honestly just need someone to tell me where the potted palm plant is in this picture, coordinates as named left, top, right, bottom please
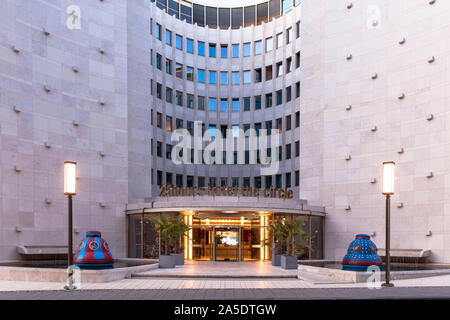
left=269, top=220, right=286, bottom=266
left=171, top=215, right=190, bottom=265
left=151, top=215, right=176, bottom=268
left=280, top=219, right=308, bottom=269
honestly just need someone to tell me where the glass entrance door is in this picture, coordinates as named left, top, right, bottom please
left=192, top=227, right=213, bottom=260
left=214, top=227, right=239, bottom=261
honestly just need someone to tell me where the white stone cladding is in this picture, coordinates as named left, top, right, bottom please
left=300, top=0, right=450, bottom=263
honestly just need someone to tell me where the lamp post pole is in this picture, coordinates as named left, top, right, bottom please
left=64, top=161, right=77, bottom=290
left=68, top=194, right=73, bottom=267
left=382, top=161, right=395, bottom=288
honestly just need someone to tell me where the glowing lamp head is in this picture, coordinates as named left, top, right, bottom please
left=64, top=161, right=77, bottom=195
left=382, top=161, right=395, bottom=195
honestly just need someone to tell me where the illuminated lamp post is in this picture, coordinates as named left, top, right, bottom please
left=382, top=161, right=395, bottom=287
left=63, top=161, right=77, bottom=290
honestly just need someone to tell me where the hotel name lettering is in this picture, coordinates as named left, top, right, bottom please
left=160, top=185, right=294, bottom=200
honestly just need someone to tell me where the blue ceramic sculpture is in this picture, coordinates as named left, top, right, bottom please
left=73, top=231, right=114, bottom=269
left=342, top=234, right=382, bottom=271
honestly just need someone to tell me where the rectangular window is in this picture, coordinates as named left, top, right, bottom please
left=296, top=81, right=300, bottom=98
left=187, top=38, right=194, bottom=53
left=187, top=94, right=194, bottom=109
left=176, top=34, right=183, bottom=50
left=243, top=70, right=251, bottom=84
left=157, top=112, right=162, bottom=128
left=255, top=68, right=262, bottom=82
left=220, top=71, right=228, bottom=85
left=255, top=40, right=262, bottom=55
left=156, top=141, right=162, bottom=157
left=295, top=111, right=300, bottom=127
left=286, top=27, right=292, bottom=44
left=166, top=58, right=172, bottom=74
left=187, top=66, right=194, bottom=81
left=156, top=83, right=162, bottom=99
left=266, top=65, right=273, bottom=80
left=198, top=41, right=205, bottom=56
left=286, top=57, right=292, bottom=73
left=176, top=63, right=183, bottom=78
left=255, top=122, right=262, bottom=136
left=276, top=174, right=282, bottom=189
left=296, top=21, right=301, bottom=38
left=209, top=177, right=216, bottom=187
left=277, top=33, right=283, bottom=48
left=157, top=170, right=162, bottom=185
left=295, top=170, right=299, bottom=186
left=198, top=69, right=205, bottom=83
left=254, top=176, right=261, bottom=188
left=156, top=54, right=162, bottom=70
left=266, top=37, right=273, bottom=53
left=176, top=118, right=183, bottom=129
left=286, top=172, right=291, bottom=188
left=295, top=141, right=300, bottom=157
left=165, top=29, right=172, bottom=46
left=209, top=71, right=216, bottom=84
left=243, top=177, right=250, bottom=187
left=276, top=62, right=283, bottom=77
left=255, top=95, right=262, bottom=110
left=276, top=118, right=282, bottom=130
left=286, top=144, right=291, bottom=159
left=244, top=97, right=251, bottom=111
left=187, top=175, right=194, bottom=187
left=286, top=86, right=292, bottom=102
left=265, top=120, right=272, bottom=135
left=209, top=98, right=216, bottom=111
left=265, top=175, right=272, bottom=188
left=209, top=43, right=216, bottom=57
left=276, top=90, right=282, bottom=105
left=198, top=96, right=205, bottom=110
left=220, top=99, right=228, bottom=112
left=166, top=143, right=172, bottom=158
left=198, top=176, right=205, bottom=188
left=232, top=98, right=239, bottom=112
left=166, top=172, right=172, bottom=184
left=265, top=93, right=273, bottom=108
left=232, top=125, right=240, bottom=138
left=243, top=42, right=250, bottom=57
left=221, top=45, right=228, bottom=58
left=232, top=71, right=239, bottom=85
left=232, top=44, right=239, bottom=58
left=156, top=24, right=162, bottom=40
left=187, top=121, right=194, bottom=135
left=176, top=174, right=183, bottom=187
left=166, top=87, right=172, bottom=103
left=175, top=91, right=183, bottom=106
left=209, top=124, right=216, bottom=138
left=296, top=51, right=301, bottom=68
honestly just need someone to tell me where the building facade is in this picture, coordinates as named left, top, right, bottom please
left=0, top=0, right=449, bottom=263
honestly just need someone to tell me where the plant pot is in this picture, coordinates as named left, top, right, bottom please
left=271, top=253, right=282, bottom=266
left=173, top=253, right=185, bottom=265
left=159, top=255, right=175, bottom=268
left=281, top=255, right=298, bottom=269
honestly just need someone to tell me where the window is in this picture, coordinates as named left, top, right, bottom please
left=209, top=177, right=216, bottom=187
left=243, top=70, right=251, bottom=84
left=156, top=54, right=162, bottom=70
left=166, top=58, right=172, bottom=74
left=221, top=45, right=228, bottom=58
left=232, top=44, right=239, bottom=58
left=176, top=63, right=183, bottom=78
left=220, top=71, right=228, bottom=85
left=156, top=83, right=162, bottom=99
left=209, top=98, right=216, bottom=111
left=243, top=42, right=250, bottom=57
left=286, top=86, right=292, bottom=102
left=286, top=27, right=292, bottom=44
left=276, top=118, right=282, bottom=130
left=176, top=34, right=183, bottom=50
left=166, top=172, right=172, bottom=185
left=220, top=99, right=228, bottom=112
left=232, top=71, right=239, bottom=85
left=276, top=90, right=282, bottom=105
left=156, top=24, right=162, bottom=40
left=255, top=68, right=262, bottom=82
left=157, top=170, right=162, bottom=185
left=209, top=124, right=216, bottom=138
left=209, top=71, right=216, bottom=84
left=187, top=94, right=194, bottom=109
left=265, top=93, right=272, bottom=108
left=243, top=124, right=250, bottom=135
left=255, top=122, right=262, bottom=136
left=232, top=99, right=239, bottom=112
left=255, top=40, right=262, bottom=55
left=198, top=69, right=205, bottom=83
left=156, top=112, right=162, bottom=128
left=243, top=177, right=250, bottom=187
left=295, top=170, right=299, bottom=187
left=176, top=118, right=183, bottom=129
left=265, top=120, right=272, bottom=135
left=187, top=38, right=194, bottom=53
left=296, top=51, right=301, bottom=68
left=295, top=141, right=300, bottom=157
left=266, top=65, right=273, bottom=80
left=198, top=96, right=205, bottom=110
left=286, top=57, right=292, bottom=73
left=254, top=176, right=262, bottom=188
left=176, top=174, right=183, bottom=187
left=198, top=176, right=205, bottom=188
left=156, top=141, right=162, bottom=157
left=187, top=66, right=194, bottom=81
left=187, top=176, right=194, bottom=187
left=165, top=29, right=172, bottom=46
left=198, top=41, right=205, bottom=56
left=244, top=97, right=251, bottom=111
left=255, top=95, right=262, bottom=110
left=209, top=43, right=216, bottom=57
left=232, top=125, right=240, bottom=138
left=232, top=177, right=239, bottom=187
left=276, top=174, right=282, bottom=189
left=296, top=21, right=301, bottom=39
left=265, top=176, right=272, bottom=188
left=166, top=87, right=172, bottom=103
left=296, top=81, right=300, bottom=98
left=166, top=144, right=172, bottom=159
left=175, top=91, right=183, bottom=106
left=266, top=37, right=273, bottom=52
left=187, top=121, right=194, bottom=135
left=286, top=143, right=291, bottom=159
left=276, top=33, right=283, bottom=48
left=286, top=172, right=291, bottom=188
left=276, top=62, right=283, bottom=77
left=295, top=111, right=300, bottom=127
